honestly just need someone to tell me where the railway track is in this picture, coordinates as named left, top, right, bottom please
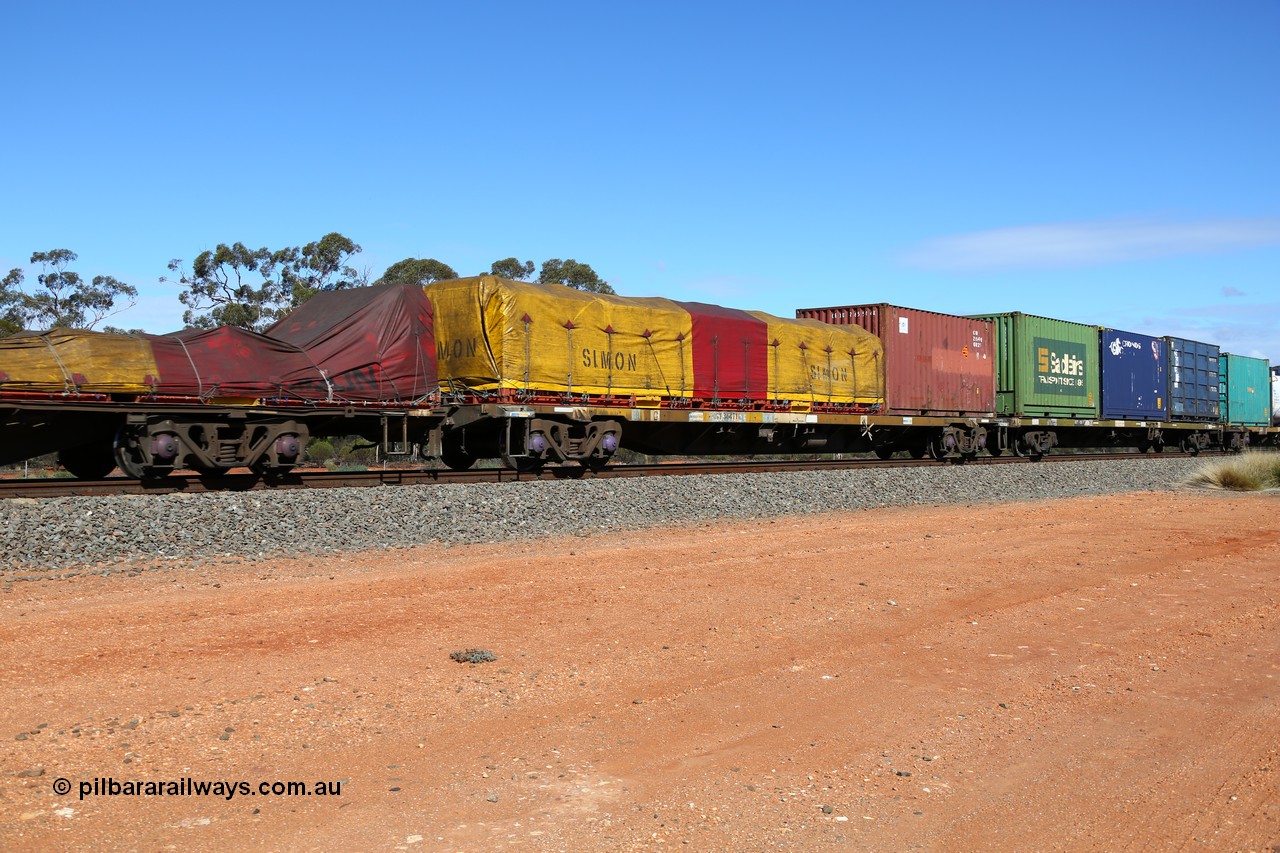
left=0, top=450, right=1226, bottom=499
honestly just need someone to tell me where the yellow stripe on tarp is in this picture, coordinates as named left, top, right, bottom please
left=0, top=329, right=160, bottom=393
left=745, top=311, right=883, bottom=405
left=427, top=276, right=695, bottom=398
left=425, top=276, right=886, bottom=405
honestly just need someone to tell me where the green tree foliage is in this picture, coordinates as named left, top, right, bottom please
left=374, top=255, right=614, bottom=292
left=282, top=232, right=367, bottom=305
left=537, top=258, right=615, bottom=294
left=166, top=232, right=365, bottom=331
left=375, top=258, right=458, bottom=286
left=166, top=242, right=280, bottom=331
left=489, top=257, right=535, bottom=280
left=0, top=250, right=138, bottom=335
left=0, top=270, right=24, bottom=336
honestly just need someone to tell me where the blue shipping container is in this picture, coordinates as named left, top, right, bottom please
left=1099, top=329, right=1168, bottom=420
left=1165, top=337, right=1220, bottom=422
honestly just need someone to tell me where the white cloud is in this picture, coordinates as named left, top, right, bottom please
left=900, top=218, right=1280, bottom=271
left=1221, top=286, right=1246, bottom=297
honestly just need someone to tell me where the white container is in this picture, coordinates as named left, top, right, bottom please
left=1271, top=366, right=1280, bottom=424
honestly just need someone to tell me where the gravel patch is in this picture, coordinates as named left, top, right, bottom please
left=0, top=457, right=1210, bottom=575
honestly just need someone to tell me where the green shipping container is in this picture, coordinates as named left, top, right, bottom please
left=1219, top=353, right=1270, bottom=426
left=966, top=312, right=1100, bottom=418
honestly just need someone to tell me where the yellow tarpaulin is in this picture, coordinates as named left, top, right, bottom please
left=745, top=312, right=884, bottom=405
left=427, top=276, right=695, bottom=397
left=0, top=330, right=160, bottom=393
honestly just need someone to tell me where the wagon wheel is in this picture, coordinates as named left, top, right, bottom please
left=57, top=439, right=116, bottom=480
left=1012, top=437, right=1043, bottom=462
left=440, top=431, right=476, bottom=471
left=441, top=447, right=476, bottom=471
left=113, top=427, right=173, bottom=480
left=873, top=446, right=895, bottom=460
left=501, top=454, right=545, bottom=474
left=582, top=457, right=612, bottom=473
left=250, top=459, right=296, bottom=479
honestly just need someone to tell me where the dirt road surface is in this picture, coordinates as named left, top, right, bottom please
left=2, top=490, right=1278, bottom=852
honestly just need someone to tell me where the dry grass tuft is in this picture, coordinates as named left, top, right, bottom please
left=1184, top=451, right=1280, bottom=491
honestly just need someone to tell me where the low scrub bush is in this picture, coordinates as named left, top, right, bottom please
left=1184, top=451, right=1280, bottom=491
left=450, top=648, right=497, bottom=664
left=326, top=462, right=369, bottom=472
left=305, top=439, right=336, bottom=466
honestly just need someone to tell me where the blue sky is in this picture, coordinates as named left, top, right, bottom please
left=3, top=1, right=1277, bottom=361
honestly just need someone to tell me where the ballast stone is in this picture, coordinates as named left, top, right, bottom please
left=0, top=457, right=1208, bottom=574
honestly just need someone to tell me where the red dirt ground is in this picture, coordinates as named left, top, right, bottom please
left=1, top=490, right=1278, bottom=852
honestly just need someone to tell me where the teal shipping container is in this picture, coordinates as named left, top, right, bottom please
left=966, top=312, right=1100, bottom=418
left=1219, top=353, right=1270, bottom=426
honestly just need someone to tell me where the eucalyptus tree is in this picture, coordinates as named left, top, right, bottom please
left=1, top=249, right=137, bottom=334
left=167, top=232, right=365, bottom=331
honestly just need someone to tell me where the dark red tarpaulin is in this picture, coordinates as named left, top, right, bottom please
left=674, top=301, right=770, bottom=400
left=149, top=327, right=328, bottom=399
left=265, top=284, right=437, bottom=402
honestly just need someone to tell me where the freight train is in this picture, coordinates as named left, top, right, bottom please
left=0, top=275, right=1275, bottom=480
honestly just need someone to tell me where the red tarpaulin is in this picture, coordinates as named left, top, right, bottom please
left=266, top=284, right=437, bottom=403
left=149, top=327, right=329, bottom=399
left=674, top=301, right=770, bottom=400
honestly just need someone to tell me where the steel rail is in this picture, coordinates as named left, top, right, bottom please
left=0, top=450, right=1232, bottom=500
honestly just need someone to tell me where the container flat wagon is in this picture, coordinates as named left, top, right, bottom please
left=0, top=286, right=441, bottom=478
left=794, top=304, right=995, bottom=458
left=2, top=277, right=1276, bottom=479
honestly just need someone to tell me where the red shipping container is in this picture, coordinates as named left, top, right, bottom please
left=795, top=304, right=995, bottom=416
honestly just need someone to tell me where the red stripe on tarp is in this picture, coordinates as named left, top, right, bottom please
left=674, top=301, right=770, bottom=400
